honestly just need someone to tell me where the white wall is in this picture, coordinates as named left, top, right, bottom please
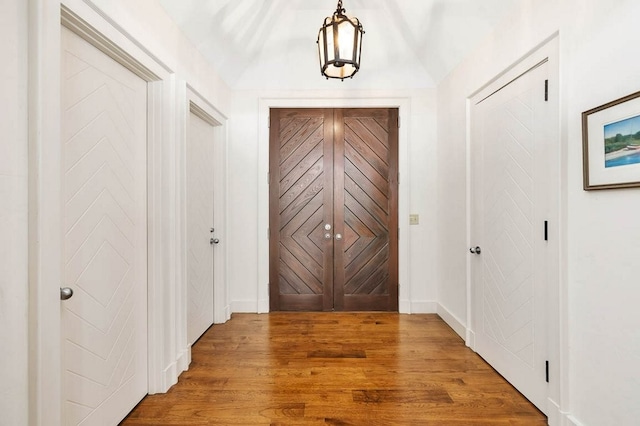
left=227, top=89, right=439, bottom=314
left=437, top=0, right=640, bottom=423
left=0, top=0, right=29, bottom=424
left=86, top=0, right=232, bottom=112
left=565, top=2, right=640, bottom=423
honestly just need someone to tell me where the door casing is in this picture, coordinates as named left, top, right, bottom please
left=185, top=88, right=227, bottom=345
left=268, top=108, right=399, bottom=312
left=182, top=87, right=229, bottom=327
left=466, top=36, right=561, bottom=413
left=257, top=98, right=411, bottom=314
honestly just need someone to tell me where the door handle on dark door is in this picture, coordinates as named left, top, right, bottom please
left=60, top=287, right=74, bottom=300
left=469, top=246, right=481, bottom=255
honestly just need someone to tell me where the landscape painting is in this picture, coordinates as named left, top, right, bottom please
left=604, top=114, right=640, bottom=168
left=582, top=89, right=640, bottom=190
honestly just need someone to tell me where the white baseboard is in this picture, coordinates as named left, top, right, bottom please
left=258, top=299, right=269, bottom=313
left=399, top=299, right=410, bottom=313
left=547, top=398, right=581, bottom=426
left=466, top=329, right=475, bottom=349
left=436, top=303, right=466, bottom=340
left=231, top=300, right=259, bottom=313
left=564, top=415, right=584, bottom=426
left=160, top=361, right=178, bottom=393
left=547, top=398, right=560, bottom=426
left=225, top=304, right=231, bottom=321
left=410, top=300, right=438, bottom=313
left=176, top=347, right=191, bottom=374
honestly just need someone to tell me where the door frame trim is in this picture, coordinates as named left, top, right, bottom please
left=29, top=1, right=179, bottom=424
left=465, top=35, right=564, bottom=416
left=258, top=98, right=411, bottom=313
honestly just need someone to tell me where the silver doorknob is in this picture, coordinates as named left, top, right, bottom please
left=324, top=233, right=332, bottom=240
left=210, top=238, right=220, bottom=245
left=324, top=223, right=332, bottom=231
left=335, top=233, right=342, bottom=240
left=469, top=246, right=481, bottom=254
left=60, top=287, right=74, bottom=300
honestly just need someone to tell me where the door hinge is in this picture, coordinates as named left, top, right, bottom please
left=267, top=172, right=271, bottom=185
left=397, top=116, right=401, bottom=128
left=545, top=360, right=549, bottom=383
left=398, top=227, right=400, bottom=240
left=544, top=80, right=549, bottom=102
left=268, top=115, right=270, bottom=128
left=397, top=172, right=400, bottom=185
left=267, top=228, right=270, bottom=240
left=544, top=220, right=548, bottom=241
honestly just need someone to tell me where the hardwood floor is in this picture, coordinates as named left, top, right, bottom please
left=122, top=313, right=546, bottom=425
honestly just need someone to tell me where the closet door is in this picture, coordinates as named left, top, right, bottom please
left=60, top=25, right=148, bottom=425
left=269, top=108, right=398, bottom=312
left=186, top=104, right=216, bottom=345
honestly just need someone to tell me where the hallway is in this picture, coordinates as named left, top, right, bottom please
left=122, top=313, right=545, bottom=425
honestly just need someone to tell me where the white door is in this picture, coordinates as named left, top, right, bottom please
left=61, top=26, right=148, bottom=425
left=186, top=106, right=216, bottom=345
left=470, top=59, right=557, bottom=413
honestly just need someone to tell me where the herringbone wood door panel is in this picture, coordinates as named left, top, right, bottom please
left=270, top=109, right=334, bottom=311
left=482, top=87, right=536, bottom=362
left=471, top=61, right=551, bottom=412
left=61, top=27, right=148, bottom=425
left=270, top=108, right=398, bottom=311
left=334, top=109, right=398, bottom=311
left=187, top=110, right=215, bottom=345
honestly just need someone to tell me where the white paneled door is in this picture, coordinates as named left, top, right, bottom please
left=186, top=106, right=216, bottom=345
left=60, top=26, right=148, bottom=425
left=470, top=60, right=556, bottom=413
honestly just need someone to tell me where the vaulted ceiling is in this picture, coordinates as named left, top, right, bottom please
left=159, top=0, right=521, bottom=91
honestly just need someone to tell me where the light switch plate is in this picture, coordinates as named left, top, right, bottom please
left=409, top=214, right=419, bottom=225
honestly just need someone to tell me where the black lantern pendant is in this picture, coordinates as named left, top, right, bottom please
left=317, top=0, right=364, bottom=80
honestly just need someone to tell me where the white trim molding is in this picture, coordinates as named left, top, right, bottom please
left=410, top=300, right=438, bottom=314
left=436, top=303, right=466, bottom=339
left=546, top=398, right=585, bottom=426
left=565, top=415, right=585, bottom=426
left=257, top=96, right=412, bottom=314
left=232, top=300, right=262, bottom=313
left=28, top=1, right=62, bottom=424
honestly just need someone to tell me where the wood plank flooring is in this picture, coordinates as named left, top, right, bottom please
left=122, top=313, right=546, bottom=425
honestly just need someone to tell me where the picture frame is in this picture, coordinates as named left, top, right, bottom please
left=582, top=90, right=640, bottom=190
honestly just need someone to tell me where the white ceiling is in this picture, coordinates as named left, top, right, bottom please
left=159, top=0, right=521, bottom=91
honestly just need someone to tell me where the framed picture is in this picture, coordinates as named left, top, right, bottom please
left=582, top=90, right=640, bottom=190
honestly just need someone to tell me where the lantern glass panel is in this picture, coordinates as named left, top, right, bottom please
left=326, top=28, right=336, bottom=62
left=337, top=19, right=355, bottom=62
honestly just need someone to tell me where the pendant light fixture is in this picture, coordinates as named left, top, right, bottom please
left=317, top=0, right=364, bottom=80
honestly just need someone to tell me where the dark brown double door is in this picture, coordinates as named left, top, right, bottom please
left=269, top=108, right=399, bottom=311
